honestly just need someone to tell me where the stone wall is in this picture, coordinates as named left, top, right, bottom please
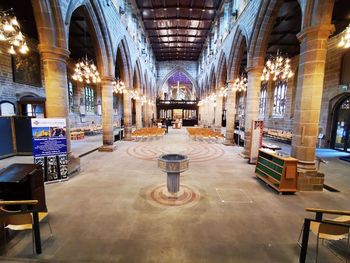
left=0, top=39, right=45, bottom=112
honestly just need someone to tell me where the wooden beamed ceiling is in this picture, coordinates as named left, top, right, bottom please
left=136, top=0, right=223, bottom=61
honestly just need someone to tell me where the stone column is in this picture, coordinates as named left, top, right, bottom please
left=208, top=98, right=215, bottom=128
left=225, top=81, right=236, bottom=145
left=39, top=45, right=80, bottom=174
left=135, top=99, right=142, bottom=129
left=99, top=76, right=116, bottom=152
left=123, top=91, right=132, bottom=140
left=291, top=24, right=334, bottom=190
left=242, top=66, right=263, bottom=158
left=214, top=91, right=223, bottom=132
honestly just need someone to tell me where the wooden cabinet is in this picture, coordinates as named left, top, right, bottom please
left=255, top=149, right=298, bottom=193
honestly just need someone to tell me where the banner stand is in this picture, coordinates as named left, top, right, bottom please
left=31, top=118, right=69, bottom=182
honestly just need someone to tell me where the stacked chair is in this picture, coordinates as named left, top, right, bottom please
left=131, top=128, right=166, bottom=141
left=187, top=128, right=225, bottom=143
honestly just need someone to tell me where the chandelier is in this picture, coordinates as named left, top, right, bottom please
left=219, top=86, right=227, bottom=97
left=130, top=90, right=140, bottom=100
left=0, top=9, right=29, bottom=55
left=261, top=51, right=293, bottom=82
left=338, top=24, right=350, bottom=48
left=72, top=56, right=101, bottom=84
left=113, top=78, right=125, bottom=94
left=233, top=74, right=248, bottom=92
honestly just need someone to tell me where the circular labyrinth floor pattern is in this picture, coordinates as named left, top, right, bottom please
left=145, top=184, right=200, bottom=208
left=127, top=141, right=225, bottom=163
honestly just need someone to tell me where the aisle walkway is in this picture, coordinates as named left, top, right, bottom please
left=2, top=128, right=349, bottom=262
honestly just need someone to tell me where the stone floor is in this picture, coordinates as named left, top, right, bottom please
left=1, top=128, right=350, bottom=262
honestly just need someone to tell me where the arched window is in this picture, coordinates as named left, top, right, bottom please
left=273, top=81, right=287, bottom=117
left=0, top=101, right=15, bottom=116
left=84, top=86, right=95, bottom=113
left=68, top=82, right=74, bottom=113
left=259, top=84, right=267, bottom=116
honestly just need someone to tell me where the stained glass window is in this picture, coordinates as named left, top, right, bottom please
left=273, top=81, right=287, bottom=117
left=259, top=84, right=267, bottom=116
left=84, top=86, right=95, bottom=113
left=68, top=82, right=74, bottom=113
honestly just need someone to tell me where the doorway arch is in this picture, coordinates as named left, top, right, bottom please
left=331, top=93, right=350, bottom=152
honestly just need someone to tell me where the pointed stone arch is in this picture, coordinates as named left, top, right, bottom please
left=65, top=1, right=113, bottom=76
left=133, top=60, right=143, bottom=93
left=116, top=38, right=132, bottom=89
left=216, top=51, right=228, bottom=89
left=158, top=66, right=198, bottom=96
left=227, top=27, right=249, bottom=80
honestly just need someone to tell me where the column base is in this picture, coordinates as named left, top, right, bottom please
left=223, top=142, right=235, bottom=146
left=296, top=160, right=324, bottom=191
left=68, top=154, right=80, bottom=177
left=98, top=145, right=117, bottom=152
left=239, top=150, right=250, bottom=159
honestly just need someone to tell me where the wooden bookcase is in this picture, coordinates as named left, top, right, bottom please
left=255, top=149, right=298, bottom=193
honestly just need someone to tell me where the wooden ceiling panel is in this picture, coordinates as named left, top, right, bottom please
left=136, top=0, right=222, bottom=60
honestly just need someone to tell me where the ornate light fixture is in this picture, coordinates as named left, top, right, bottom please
left=72, top=56, right=101, bottom=84
left=0, top=9, right=29, bottom=55
left=233, top=73, right=248, bottom=92
left=219, top=86, right=227, bottom=97
left=130, top=90, right=140, bottom=100
left=112, top=78, right=125, bottom=94
left=338, top=24, right=350, bottom=48
left=261, top=51, right=293, bottom=82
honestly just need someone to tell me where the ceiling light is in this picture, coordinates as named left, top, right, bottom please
left=0, top=9, right=29, bottom=55
left=261, top=51, right=293, bottom=82
left=72, top=56, right=101, bottom=84
left=338, top=24, right=350, bottom=49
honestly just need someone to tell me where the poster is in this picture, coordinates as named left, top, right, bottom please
left=31, top=118, right=68, bottom=182
left=249, top=120, right=264, bottom=164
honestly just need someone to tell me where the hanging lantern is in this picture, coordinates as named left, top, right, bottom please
left=338, top=24, right=350, bottom=49
left=261, top=51, right=293, bottom=82
left=72, top=56, right=101, bottom=84
left=234, top=73, right=248, bottom=92
left=0, top=9, right=29, bottom=55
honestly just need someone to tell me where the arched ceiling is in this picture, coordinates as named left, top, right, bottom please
left=136, top=0, right=223, bottom=61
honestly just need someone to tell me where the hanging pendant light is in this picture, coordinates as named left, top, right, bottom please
left=113, top=78, right=125, bottom=94
left=72, top=55, right=101, bottom=84
left=261, top=51, right=293, bottom=82
left=0, top=9, right=29, bottom=55
left=234, top=73, right=248, bottom=92
left=338, top=24, right=350, bottom=49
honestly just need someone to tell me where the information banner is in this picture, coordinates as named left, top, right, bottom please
left=249, top=120, right=264, bottom=164
left=31, top=118, right=68, bottom=182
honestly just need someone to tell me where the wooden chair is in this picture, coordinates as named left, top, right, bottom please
left=0, top=200, right=46, bottom=254
left=299, top=208, right=350, bottom=263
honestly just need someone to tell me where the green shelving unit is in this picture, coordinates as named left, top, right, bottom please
left=255, top=149, right=298, bottom=193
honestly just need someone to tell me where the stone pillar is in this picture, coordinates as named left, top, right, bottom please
left=225, top=81, right=236, bottom=145
left=291, top=24, right=334, bottom=190
left=214, top=92, right=223, bottom=132
left=99, top=76, right=116, bottom=152
left=123, top=91, right=132, bottom=140
left=242, top=66, right=263, bottom=158
left=135, top=99, right=142, bottom=129
left=208, top=98, right=215, bottom=128
left=39, top=45, right=80, bottom=174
